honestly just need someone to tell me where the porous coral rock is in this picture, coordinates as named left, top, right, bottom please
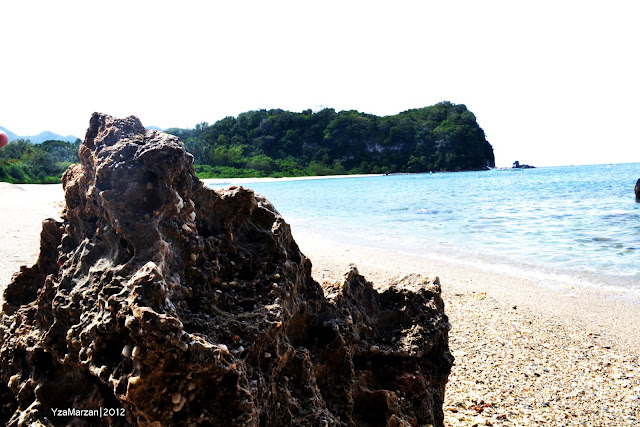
left=0, top=113, right=453, bottom=426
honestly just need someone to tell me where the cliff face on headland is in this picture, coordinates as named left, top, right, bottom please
left=0, top=114, right=453, bottom=426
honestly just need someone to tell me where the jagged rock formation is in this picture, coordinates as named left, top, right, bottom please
left=0, top=113, right=453, bottom=426
left=635, top=178, right=640, bottom=201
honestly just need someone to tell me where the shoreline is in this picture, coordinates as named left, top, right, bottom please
left=201, top=172, right=384, bottom=186
left=292, top=231, right=640, bottom=354
left=296, top=225, right=640, bottom=305
left=200, top=161, right=640, bottom=187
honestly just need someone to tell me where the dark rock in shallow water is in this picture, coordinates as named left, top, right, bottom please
left=635, top=178, right=640, bottom=201
left=512, top=161, right=535, bottom=169
left=0, top=113, right=453, bottom=426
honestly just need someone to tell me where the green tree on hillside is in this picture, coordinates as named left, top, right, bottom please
left=0, top=139, right=80, bottom=184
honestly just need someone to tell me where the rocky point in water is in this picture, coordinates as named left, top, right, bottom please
left=511, top=161, right=535, bottom=169
left=0, top=113, right=453, bottom=426
left=635, top=178, right=640, bottom=201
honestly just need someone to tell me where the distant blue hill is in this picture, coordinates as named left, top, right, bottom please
left=0, top=126, right=79, bottom=144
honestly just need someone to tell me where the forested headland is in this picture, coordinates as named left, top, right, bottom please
left=168, top=101, right=495, bottom=178
left=0, top=102, right=495, bottom=183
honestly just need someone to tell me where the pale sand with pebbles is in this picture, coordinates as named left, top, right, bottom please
left=1, top=182, right=639, bottom=425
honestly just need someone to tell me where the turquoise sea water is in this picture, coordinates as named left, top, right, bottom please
left=208, top=163, right=640, bottom=291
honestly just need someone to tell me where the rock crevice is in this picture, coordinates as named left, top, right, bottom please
left=0, top=113, right=453, bottom=426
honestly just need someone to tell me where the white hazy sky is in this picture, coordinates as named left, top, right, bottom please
left=2, top=1, right=639, bottom=167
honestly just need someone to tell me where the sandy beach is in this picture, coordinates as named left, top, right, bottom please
left=0, top=182, right=64, bottom=306
left=1, top=183, right=639, bottom=426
